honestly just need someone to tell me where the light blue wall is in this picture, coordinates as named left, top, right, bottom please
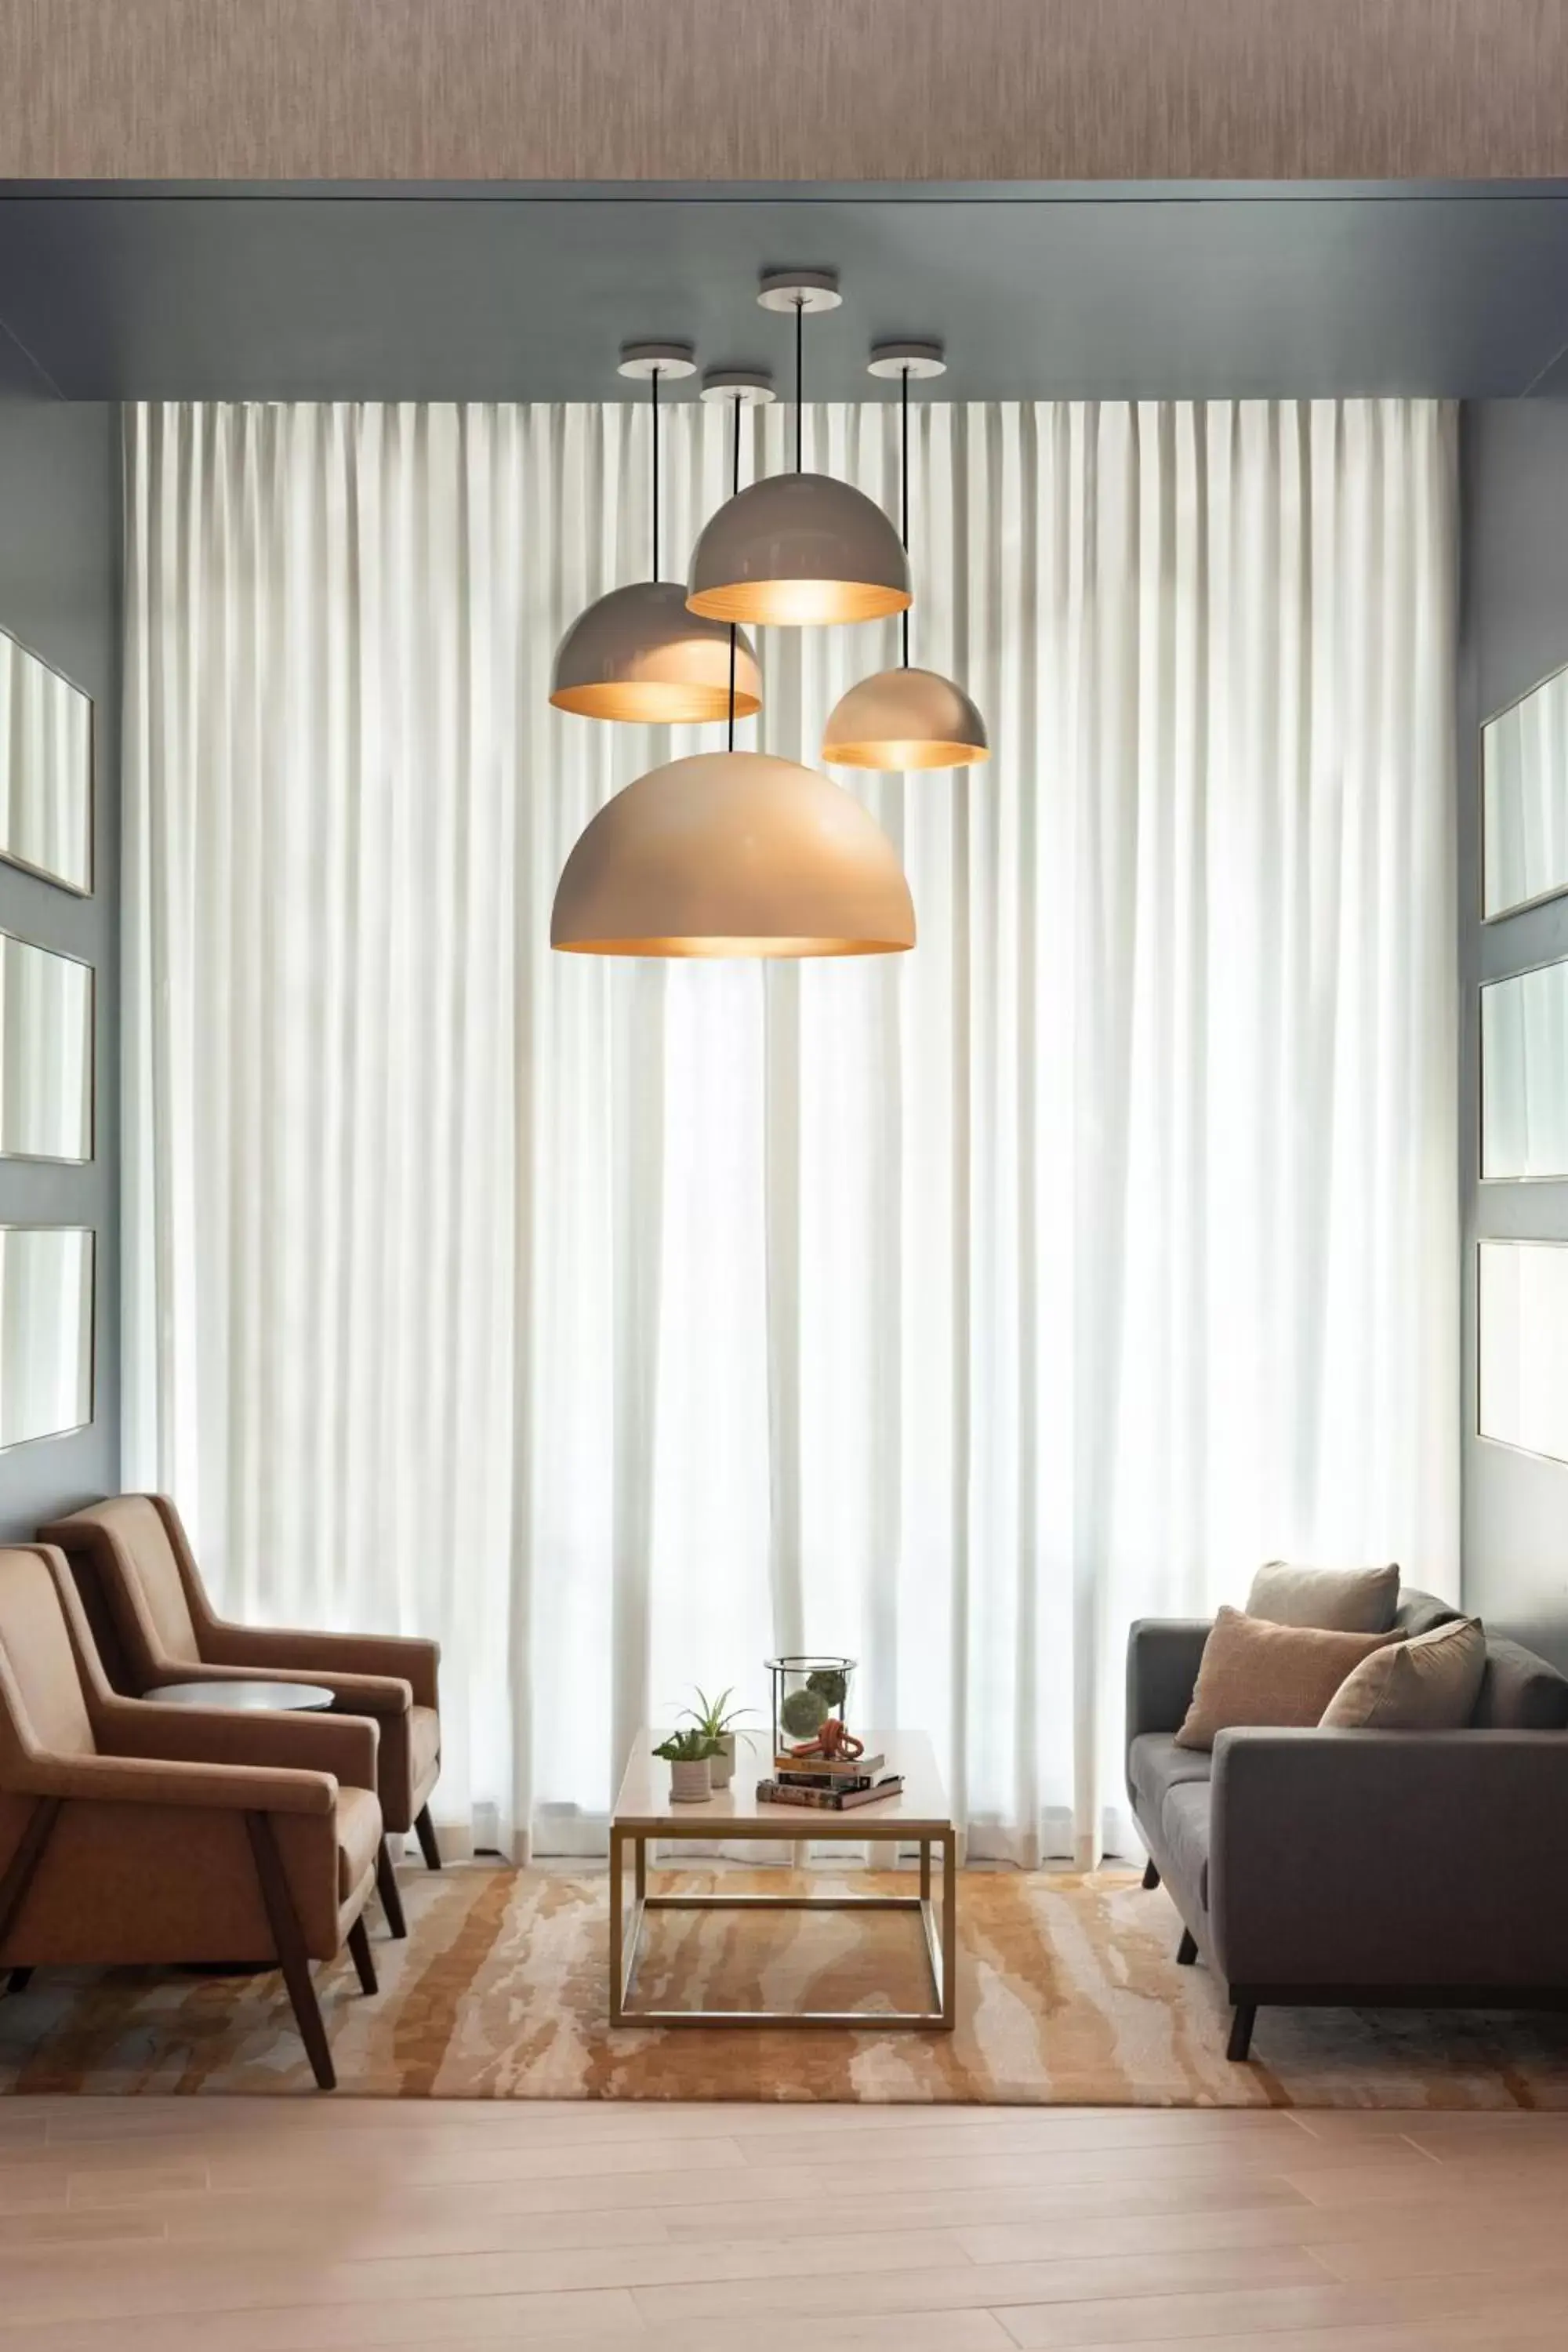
left=0, top=343, right=121, bottom=1534
left=1459, top=400, right=1568, bottom=1664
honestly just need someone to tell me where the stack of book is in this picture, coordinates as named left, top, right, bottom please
left=755, top=1750, right=904, bottom=1810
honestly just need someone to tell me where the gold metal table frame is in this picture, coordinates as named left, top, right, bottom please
left=607, top=1730, right=957, bottom=2031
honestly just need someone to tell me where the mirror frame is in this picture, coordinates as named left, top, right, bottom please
left=0, top=1223, right=95, bottom=1454
left=0, top=620, right=95, bottom=899
left=1478, top=951, right=1568, bottom=1185
left=0, top=927, right=95, bottom=1166
left=1481, top=652, right=1568, bottom=924
left=1476, top=1236, right=1568, bottom=1468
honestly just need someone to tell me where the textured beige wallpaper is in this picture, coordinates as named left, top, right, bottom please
left=0, top=0, right=1564, bottom=182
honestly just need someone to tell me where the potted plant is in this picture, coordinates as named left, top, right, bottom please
left=680, top=1687, right=757, bottom=1790
left=653, top=1726, right=721, bottom=1802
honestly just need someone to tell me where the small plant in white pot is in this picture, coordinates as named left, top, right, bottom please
left=680, top=1687, right=757, bottom=1791
left=653, top=1727, right=720, bottom=1802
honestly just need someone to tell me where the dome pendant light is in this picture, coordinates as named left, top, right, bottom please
left=552, top=373, right=915, bottom=960
left=686, top=272, right=912, bottom=628
left=822, top=342, right=989, bottom=771
left=550, top=341, right=762, bottom=723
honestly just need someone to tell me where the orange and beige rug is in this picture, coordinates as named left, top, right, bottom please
left=3, top=1862, right=1566, bottom=2107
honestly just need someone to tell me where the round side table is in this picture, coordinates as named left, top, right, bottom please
left=143, top=1679, right=336, bottom=1712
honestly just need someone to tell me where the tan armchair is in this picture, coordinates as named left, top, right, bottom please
left=0, top=1544, right=382, bottom=2089
left=41, top=1494, right=441, bottom=1940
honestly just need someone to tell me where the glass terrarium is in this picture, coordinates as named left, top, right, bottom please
left=765, top=1654, right=857, bottom=1759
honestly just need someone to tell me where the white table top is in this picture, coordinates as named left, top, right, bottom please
left=611, top=1730, right=951, bottom=1837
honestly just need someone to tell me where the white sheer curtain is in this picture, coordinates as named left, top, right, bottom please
left=123, top=398, right=1459, bottom=1865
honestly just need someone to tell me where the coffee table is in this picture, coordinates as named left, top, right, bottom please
left=608, top=1728, right=956, bottom=2029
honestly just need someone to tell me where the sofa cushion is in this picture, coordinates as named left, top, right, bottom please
left=1129, top=1732, right=1212, bottom=1821
left=1159, top=1782, right=1211, bottom=1911
left=1247, top=1560, right=1400, bottom=1633
left=1320, top=1617, right=1487, bottom=1730
left=1395, top=1589, right=1464, bottom=1638
left=336, top=1786, right=382, bottom=1900
left=1472, top=1637, right=1568, bottom=1730
left=1174, top=1607, right=1399, bottom=1751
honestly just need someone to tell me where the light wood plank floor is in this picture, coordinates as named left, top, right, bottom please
left=1, top=2096, right=1566, bottom=2349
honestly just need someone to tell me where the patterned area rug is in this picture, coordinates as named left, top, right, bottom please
left=4, top=1861, right=1566, bottom=2105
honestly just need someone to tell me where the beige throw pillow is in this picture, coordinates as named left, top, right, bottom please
left=1174, top=1606, right=1399, bottom=1751
left=1320, top=1616, right=1486, bottom=1731
left=1247, top=1559, right=1400, bottom=1633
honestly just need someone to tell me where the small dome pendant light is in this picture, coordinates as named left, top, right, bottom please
left=550, top=341, right=762, bottom=723
left=552, top=369, right=915, bottom=959
left=687, top=272, right=912, bottom=628
left=822, top=341, right=989, bottom=771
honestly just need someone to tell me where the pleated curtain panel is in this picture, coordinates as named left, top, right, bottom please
left=123, top=398, right=1459, bottom=1865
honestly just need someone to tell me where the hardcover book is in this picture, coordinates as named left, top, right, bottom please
left=755, top=1775, right=904, bottom=1811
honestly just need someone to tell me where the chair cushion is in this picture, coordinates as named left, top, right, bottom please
left=336, top=1786, right=382, bottom=1900
left=1159, top=1782, right=1211, bottom=1911
left=408, top=1703, right=441, bottom=1791
left=1174, top=1607, right=1399, bottom=1750
left=1128, top=1732, right=1212, bottom=1823
left=1321, top=1617, right=1487, bottom=1730
left=1247, top=1560, right=1400, bottom=1633
left=1472, top=1637, right=1568, bottom=1730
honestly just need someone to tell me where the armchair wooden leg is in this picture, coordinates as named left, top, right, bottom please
left=6, top=1967, right=32, bottom=1995
left=244, top=1812, right=336, bottom=2091
left=413, top=1804, right=442, bottom=1871
left=1142, top=1858, right=1160, bottom=1890
left=1176, top=1926, right=1199, bottom=1965
left=1227, top=2001, right=1258, bottom=2062
left=347, top=1915, right=378, bottom=1996
left=375, top=1838, right=408, bottom=1938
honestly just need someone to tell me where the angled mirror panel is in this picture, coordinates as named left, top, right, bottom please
left=1483, top=659, right=1568, bottom=920
left=0, top=1225, right=93, bottom=1450
left=1480, top=959, right=1568, bottom=1180
left=1478, top=1239, right=1568, bottom=1467
left=0, top=626, right=93, bottom=895
left=0, top=934, right=93, bottom=1162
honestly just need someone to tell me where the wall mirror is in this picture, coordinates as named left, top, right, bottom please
left=0, top=1226, right=93, bottom=1450
left=0, top=626, right=93, bottom=895
left=1480, top=959, right=1568, bottom=1180
left=0, top=933, right=93, bottom=1162
left=1483, top=658, right=1568, bottom=919
left=1478, top=1239, right=1568, bottom=1466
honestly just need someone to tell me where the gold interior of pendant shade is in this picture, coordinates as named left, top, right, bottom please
left=688, top=577, right=911, bottom=626
left=551, top=749, right=915, bottom=959
left=687, top=473, right=912, bottom=629
left=822, top=665, right=989, bottom=771
left=550, top=581, right=761, bottom=722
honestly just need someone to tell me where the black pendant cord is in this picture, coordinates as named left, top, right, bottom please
left=728, top=392, right=742, bottom=751
left=900, top=364, right=911, bottom=670
left=650, top=365, right=660, bottom=583
left=795, top=297, right=804, bottom=474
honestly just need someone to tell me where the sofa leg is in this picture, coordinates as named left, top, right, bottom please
left=347, top=1915, right=378, bottom=1997
left=1142, top=1858, right=1160, bottom=1890
left=375, top=1838, right=408, bottom=1938
left=245, top=1812, right=336, bottom=2091
left=6, top=1967, right=32, bottom=1995
left=1176, top=1927, right=1199, bottom=1966
left=1227, top=2002, right=1258, bottom=2062
left=414, top=1805, right=442, bottom=1871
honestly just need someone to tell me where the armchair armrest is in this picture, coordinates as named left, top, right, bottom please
left=1210, top=1727, right=1568, bottom=1990
left=1126, top=1618, right=1210, bottom=1777
left=98, top=1696, right=379, bottom=1792
left=200, top=1622, right=439, bottom=1712
left=9, top=1748, right=336, bottom=1816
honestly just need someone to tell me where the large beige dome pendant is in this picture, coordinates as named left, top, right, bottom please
left=550, top=750, right=916, bottom=959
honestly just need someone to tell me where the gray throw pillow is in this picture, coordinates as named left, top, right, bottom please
left=1247, top=1559, right=1400, bottom=1634
left=1320, top=1617, right=1487, bottom=1730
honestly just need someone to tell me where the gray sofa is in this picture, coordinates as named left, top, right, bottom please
left=1126, top=1591, right=1568, bottom=2060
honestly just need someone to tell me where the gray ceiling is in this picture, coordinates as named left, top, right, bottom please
left=4, top=183, right=1568, bottom=405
